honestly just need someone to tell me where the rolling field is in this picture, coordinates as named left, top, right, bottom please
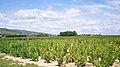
left=0, top=36, right=120, bottom=67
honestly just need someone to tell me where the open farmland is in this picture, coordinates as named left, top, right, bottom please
left=0, top=36, right=120, bottom=67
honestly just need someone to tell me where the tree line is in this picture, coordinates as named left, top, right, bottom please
left=59, top=31, right=77, bottom=36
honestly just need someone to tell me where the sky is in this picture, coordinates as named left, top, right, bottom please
left=0, top=0, right=120, bottom=35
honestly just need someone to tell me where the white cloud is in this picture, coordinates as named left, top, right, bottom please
left=64, top=8, right=81, bottom=17
left=0, top=8, right=82, bottom=34
left=0, top=7, right=120, bottom=34
left=0, top=13, right=6, bottom=21
left=106, top=0, right=120, bottom=9
left=47, top=5, right=53, bottom=10
left=75, top=4, right=114, bottom=14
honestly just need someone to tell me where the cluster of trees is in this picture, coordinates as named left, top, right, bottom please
left=0, top=34, right=27, bottom=37
left=60, top=31, right=77, bottom=36
left=0, top=34, right=49, bottom=38
left=35, top=34, right=49, bottom=37
left=81, top=34, right=102, bottom=36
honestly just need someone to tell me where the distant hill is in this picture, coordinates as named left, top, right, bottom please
left=12, top=29, right=45, bottom=35
left=0, top=28, right=47, bottom=35
left=0, top=28, right=21, bottom=35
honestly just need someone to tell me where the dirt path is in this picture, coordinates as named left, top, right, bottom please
left=2, top=55, right=58, bottom=67
left=2, top=55, right=120, bottom=67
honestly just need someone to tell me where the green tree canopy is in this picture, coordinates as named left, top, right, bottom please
left=60, top=31, right=77, bottom=36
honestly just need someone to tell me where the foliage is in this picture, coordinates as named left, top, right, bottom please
left=60, top=31, right=77, bottom=36
left=0, top=36, right=120, bottom=67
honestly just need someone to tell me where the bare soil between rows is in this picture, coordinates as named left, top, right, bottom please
left=1, top=55, right=120, bottom=67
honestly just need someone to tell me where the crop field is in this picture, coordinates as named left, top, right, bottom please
left=0, top=36, right=120, bottom=67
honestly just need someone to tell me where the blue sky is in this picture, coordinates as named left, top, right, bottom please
left=0, top=0, right=120, bottom=34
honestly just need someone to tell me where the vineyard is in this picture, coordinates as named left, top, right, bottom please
left=0, top=36, right=120, bottom=67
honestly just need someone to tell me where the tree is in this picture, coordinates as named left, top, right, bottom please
left=59, top=31, right=77, bottom=36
